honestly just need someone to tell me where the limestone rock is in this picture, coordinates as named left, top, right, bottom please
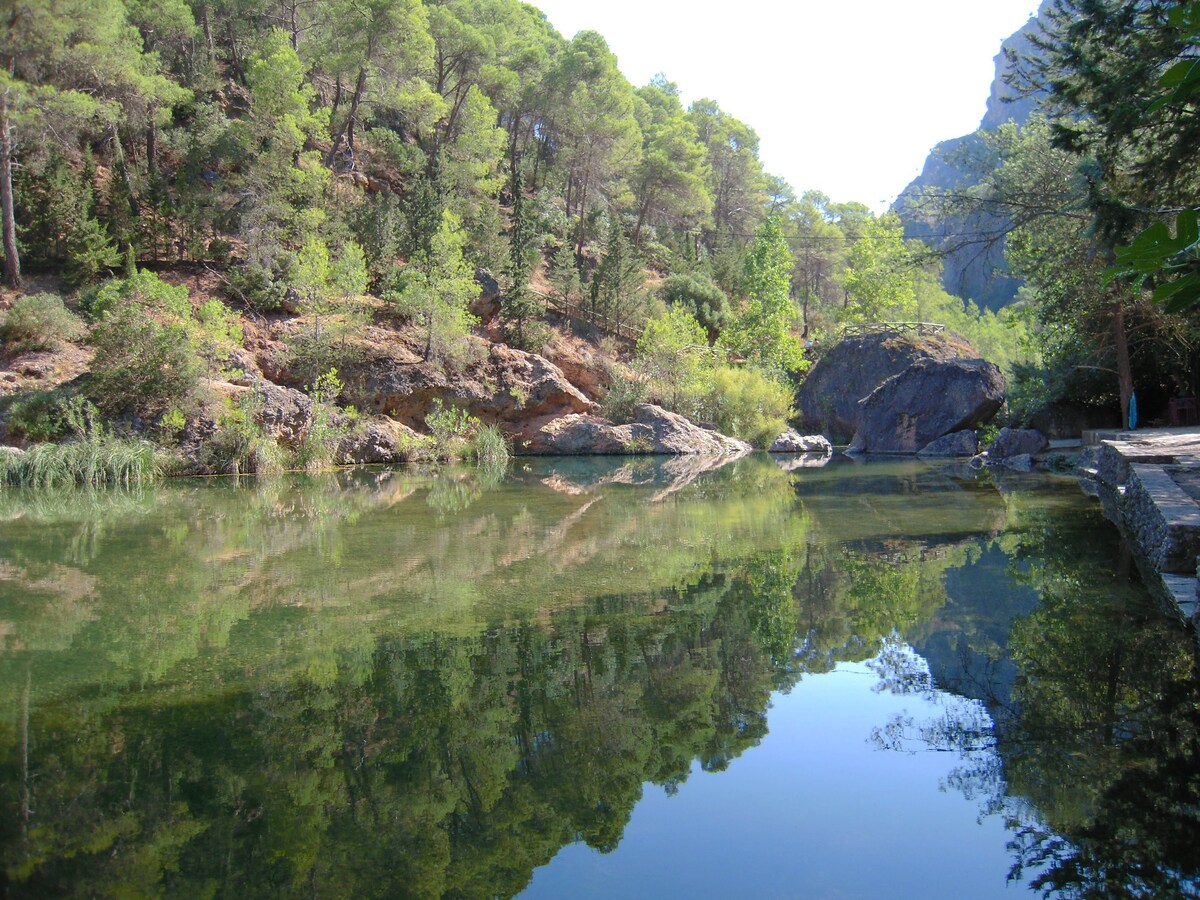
left=849, top=357, right=1005, bottom=454
left=341, top=337, right=595, bottom=440
left=335, top=417, right=426, bottom=465
left=523, top=404, right=751, bottom=456
left=255, top=381, right=315, bottom=447
left=986, top=427, right=1048, bottom=460
left=770, top=430, right=833, bottom=455
left=917, top=430, right=979, bottom=458
left=794, top=330, right=979, bottom=440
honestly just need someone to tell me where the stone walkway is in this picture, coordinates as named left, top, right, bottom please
left=1083, top=428, right=1200, bottom=622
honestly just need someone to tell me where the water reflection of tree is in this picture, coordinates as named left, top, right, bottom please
left=865, top=498, right=1200, bottom=898
left=0, top=461, right=810, bottom=897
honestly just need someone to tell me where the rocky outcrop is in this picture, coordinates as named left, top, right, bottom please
left=985, top=427, right=1048, bottom=460
left=917, top=430, right=979, bottom=458
left=334, top=332, right=595, bottom=440
left=794, top=330, right=979, bottom=441
left=335, top=417, right=426, bottom=465
left=523, top=404, right=751, bottom=456
left=769, top=430, right=832, bottom=455
left=848, top=357, right=1005, bottom=454
left=254, top=380, right=315, bottom=447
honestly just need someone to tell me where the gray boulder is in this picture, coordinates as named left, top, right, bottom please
left=1003, top=453, right=1035, bottom=472
left=986, top=427, right=1048, bottom=460
left=794, top=329, right=981, bottom=440
left=917, top=429, right=979, bottom=458
left=254, top=381, right=315, bottom=448
left=524, top=404, right=751, bottom=456
left=335, top=417, right=427, bottom=465
left=849, top=357, right=1005, bottom=454
left=770, top=430, right=833, bottom=455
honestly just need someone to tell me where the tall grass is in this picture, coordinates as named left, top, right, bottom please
left=467, top=423, right=510, bottom=471
left=0, top=437, right=160, bottom=488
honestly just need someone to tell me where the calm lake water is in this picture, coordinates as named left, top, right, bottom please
left=1, top=456, right=1197, bottom=898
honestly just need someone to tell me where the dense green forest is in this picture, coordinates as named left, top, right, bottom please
left=0, top=0, right=1198, bottom=476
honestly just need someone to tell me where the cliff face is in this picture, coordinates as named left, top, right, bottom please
left=893, top=4, right=1049, bottom=311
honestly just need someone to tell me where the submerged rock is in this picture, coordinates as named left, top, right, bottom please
left=769, top=430, right=833, bottom=455
left=849, top=357, right=1005, bottom=454
left=523, top=404, right=751, bottom=456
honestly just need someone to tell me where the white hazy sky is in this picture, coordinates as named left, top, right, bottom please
left=530, top=0, right=1038, bottom=212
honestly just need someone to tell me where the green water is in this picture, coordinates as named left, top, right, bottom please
left=0, top=456, right=1196, bottom=898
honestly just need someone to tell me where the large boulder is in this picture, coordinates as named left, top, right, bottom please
left=523, top=404, right=751, bottom=456
left=849, top=357, right=1005, bottom=454
left=770, top=430, right=833, bottom=455
left=986, top=427, right=1049, bottom=460
left=794, top=330, right=979, bottom=440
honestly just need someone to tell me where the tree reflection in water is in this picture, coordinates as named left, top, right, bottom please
left=0, top=458, right=1195, bottom=897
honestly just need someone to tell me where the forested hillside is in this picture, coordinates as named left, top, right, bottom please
left=1, top=0, right=1197, bottom=480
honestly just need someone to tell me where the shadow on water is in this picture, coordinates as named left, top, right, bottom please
left=0, top=456, right=1194, bottom=897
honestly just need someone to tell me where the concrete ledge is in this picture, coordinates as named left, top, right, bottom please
left=1124, top=464, right=1200, bottom=573
left=1162, top=574, right=1199, bottom=622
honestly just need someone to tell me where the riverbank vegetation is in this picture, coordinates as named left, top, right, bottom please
left=0, top=0, right=1040, bottom=473
left=2, top=0, right=1197, bottom=473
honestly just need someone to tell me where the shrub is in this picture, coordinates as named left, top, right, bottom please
left=2, top=294, right=85, bottom=351
left=424, top=399, right=508, bottom=469
left=200, top=394, right=287, bottom=475
left=659, top=273, right=729, bottom=335
left=292, top=368, right=351, bottom=471
left=698, top=365, right=794, bottom=448
left=467, top=423, right=509, bottom=471
left=600, top=370, right=650, bottom=424
left=6, top=392, right=96, bottom=442
left=89, top=305, right=201, bottom=417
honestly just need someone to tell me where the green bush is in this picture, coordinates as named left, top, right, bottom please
left=89, top=305, right=201, bottom=417
left=467, top=423, right=509, bottom=471
left=2, top=294, right=85, bottom=351
left=698, top=365, right=793, bottom=448
left=659, top=273, right=729, bottom=334
left=423, top=399, right=508, bottom=469
left=6, top=392, right=96, bottom=442
left=292, top=368, right=357, bottom=472
left=600, top=370, right=650, bottom=424
left=200, top=394, right=287, bottom=476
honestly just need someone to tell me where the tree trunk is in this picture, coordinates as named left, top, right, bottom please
left=633, top=193, right=651, bottom=246
left=0, top=86, right=19, bottom=289
left=200, top=5, right=214, bottom=59
left=111, top=126, right=140, bottom=216
left=343, top=68, right=367, bottom=160
left=146, top=118, right=157, bottom=177
left=1112, top=296, right=1134, bottom=427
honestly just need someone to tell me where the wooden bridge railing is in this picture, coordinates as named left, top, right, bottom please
left=840, top=321, right=947, bottom=338
left=532, top=288, right=642, bottom=343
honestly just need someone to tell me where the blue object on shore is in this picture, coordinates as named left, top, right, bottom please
left=1129, top=392, right=1138, bottom=430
